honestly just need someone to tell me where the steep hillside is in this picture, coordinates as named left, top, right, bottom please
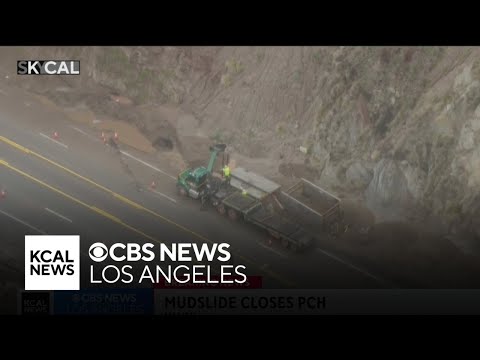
left=1, top=46, right=479, bottom=254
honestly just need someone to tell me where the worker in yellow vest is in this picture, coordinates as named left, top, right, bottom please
left=223, top=165, right=231, bottom=184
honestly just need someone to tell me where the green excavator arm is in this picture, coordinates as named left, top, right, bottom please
left=206, top=143, right=227, bottom=173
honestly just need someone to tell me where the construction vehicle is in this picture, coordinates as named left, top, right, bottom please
left=176, top=143, right=227, bottom=199
left=212, top=167, right=315, bottom=251
left=176, top=144, right=343, bottom=252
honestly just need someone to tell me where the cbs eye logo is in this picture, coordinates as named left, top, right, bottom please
left=89, top=243, right=108, bottom=262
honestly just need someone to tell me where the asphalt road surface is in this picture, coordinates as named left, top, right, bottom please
left=0, top=86, right=387, bottom=301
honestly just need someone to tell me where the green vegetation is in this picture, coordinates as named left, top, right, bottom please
left=221, top=73, right=232, bottom=87
left=220, top=58, right=244, bottom=87
left=225, top=58, right=244, bottom=74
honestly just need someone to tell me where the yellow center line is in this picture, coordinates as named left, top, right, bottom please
left=0, top=136, right=30, bottom=154
left=0, top=159, right=162, bottom=245
left=0, top=135, right=294, bottom=287
left=1, top=157, right=275, bottom=279
left=113, top=193, right=143, bottom=209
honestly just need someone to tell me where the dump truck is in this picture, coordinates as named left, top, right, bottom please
left=279, top=178, right=343, bottom=238
left=176, top=144, right=343, bottom=252
left=209, top=167, right=316, bottom=252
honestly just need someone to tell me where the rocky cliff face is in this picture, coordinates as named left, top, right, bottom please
left=2, top=46, right=479, bottom=250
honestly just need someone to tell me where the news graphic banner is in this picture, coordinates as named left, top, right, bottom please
left=24, top=236, right=248, bottom=290
left=53, top=288, right=154, bottom=315
left=152, top=289, right=480, bottom=315
left=88, top=241, right=247, bottom=286
left=18, top=289, right=153, bottom=315
left=18, top=289, right=480, bottom=315
left=22, top=236, right=480, bottom=315
left=20, top=292, right=51, bottom=316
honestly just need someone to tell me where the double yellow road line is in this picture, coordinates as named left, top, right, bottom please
left=0, top=158, right=159, bottom=243
left=0, top=135, right=293, bottom=287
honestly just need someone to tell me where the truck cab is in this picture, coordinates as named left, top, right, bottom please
left=177, top=167, right=209, bottom=199
left=176, top=143, right=227, bottom=199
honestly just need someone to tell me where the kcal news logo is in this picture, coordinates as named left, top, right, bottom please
left=17, top=60, right=80, bottom=75
left=25, top=235, right=80, bottom=290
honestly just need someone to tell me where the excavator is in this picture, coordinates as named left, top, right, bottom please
left=176, top=143, right=227, bottom=199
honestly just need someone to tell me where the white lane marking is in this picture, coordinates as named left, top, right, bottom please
left=150, top=189, right=177, bottom=204
left=45, top=208, right=73, bottom=223
left=70, top=126, right=100, bottom=143
left=70, top=126, right=89, bottom=137
left=0, top=209, right=47, bottom=234
left=70, top=127, right=176, bottom=180
left=258, top=242, right=288, bottom=258
left=315, top=247, right=388, bottom=286
left=120, top=150, right=176, bottom=180
left=39, top=132, right=68, bottom=149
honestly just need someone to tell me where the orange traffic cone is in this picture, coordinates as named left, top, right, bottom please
left=114, top=132, right=119, bottom=141
left=53, top=131, right=59, bottom=140
left=101, top=132, right=107, bottom=143
left=0, top=189, right=6, bottom=198
left=150, top=180, right=156, bottom=189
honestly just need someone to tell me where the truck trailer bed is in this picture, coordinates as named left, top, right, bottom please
left=284, top=178, right=340, bottom=215
left=246, top=203, right=309, bottom=244
left=278, top=178, right=342, bottom=232
left=222, top=191, right=260, bottom=213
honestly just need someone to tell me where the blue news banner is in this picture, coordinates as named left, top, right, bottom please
left=53, top=288, right=154, bottom=315
left=47, top=289, right=480, bottom=315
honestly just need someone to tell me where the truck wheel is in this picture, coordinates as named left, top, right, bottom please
left=281, top=238, right=289, bottom=249
left=217, top=204, right=226, bottom=215
left=227, top=208, right=238, bottom=221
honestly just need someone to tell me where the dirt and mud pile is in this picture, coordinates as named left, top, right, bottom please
left=1, top=46, right=480, bottom=267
